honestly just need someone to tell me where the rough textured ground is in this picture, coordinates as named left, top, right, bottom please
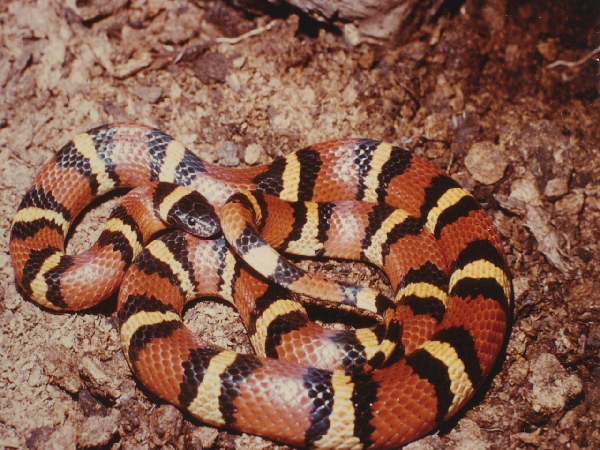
left=1, top=1, right=599, bottom=449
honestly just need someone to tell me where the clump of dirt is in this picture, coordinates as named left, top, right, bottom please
left=1, top=1, right=598, bottom=449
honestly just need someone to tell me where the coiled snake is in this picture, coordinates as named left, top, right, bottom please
left=10, top=123, right=511, bottom=449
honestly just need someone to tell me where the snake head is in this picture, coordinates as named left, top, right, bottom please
left=155, top=183, right=221, bottom=238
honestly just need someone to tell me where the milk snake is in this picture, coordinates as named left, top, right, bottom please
left=10, top=123, right=511, bottom=449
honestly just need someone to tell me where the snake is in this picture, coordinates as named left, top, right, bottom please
left=10, top=123, right=512, bottom=449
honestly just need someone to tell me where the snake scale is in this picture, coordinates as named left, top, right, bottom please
left=10, top=123, right=511, bottom=449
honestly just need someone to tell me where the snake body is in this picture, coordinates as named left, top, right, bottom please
left=10, top=123, right=511, bottom=449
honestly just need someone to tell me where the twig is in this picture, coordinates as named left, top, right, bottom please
left=214, top=20, right=278, bottom=45
left=174, top=20, right=278, bottom=64
left=546, top=44, right=600, bottom=69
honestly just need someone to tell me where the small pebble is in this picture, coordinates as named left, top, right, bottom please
left=244, top=143, right=263, bottom=165
left=465, top=141, right=507, bottom=184
left=218, top=141, right=240, bottom=167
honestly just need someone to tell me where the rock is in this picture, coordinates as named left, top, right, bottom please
left=507, top=120, right=572, bottom=199
left=42, top=346, right=83, bottom=394
left=465, top=141, right=508, bottom=184
left=194, top=52, right=231, bottom=84
left=80, top=356, right=121, bottom=400
left=29, top=422, right=78, bottom=450
left=78, top=410, right=119, bottom=448
left=149, top=405, right=184, bottom=446
left=244, top=143, right=264, bottom=165
left=528, top=353, right=583, bottom=416
left=423, top=113, right=450, bottom=142
left=544, top=178, right=569, bottom=198
left=218, top=141, right=240, bottom=167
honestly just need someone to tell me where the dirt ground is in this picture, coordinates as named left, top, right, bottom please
left=1, top=1, right=599, bottom=449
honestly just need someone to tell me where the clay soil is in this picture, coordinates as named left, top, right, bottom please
left=1, top=1, right=599, bottom=449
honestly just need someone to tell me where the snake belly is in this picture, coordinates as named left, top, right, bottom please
left=10, top=123, right=512, bottom=449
